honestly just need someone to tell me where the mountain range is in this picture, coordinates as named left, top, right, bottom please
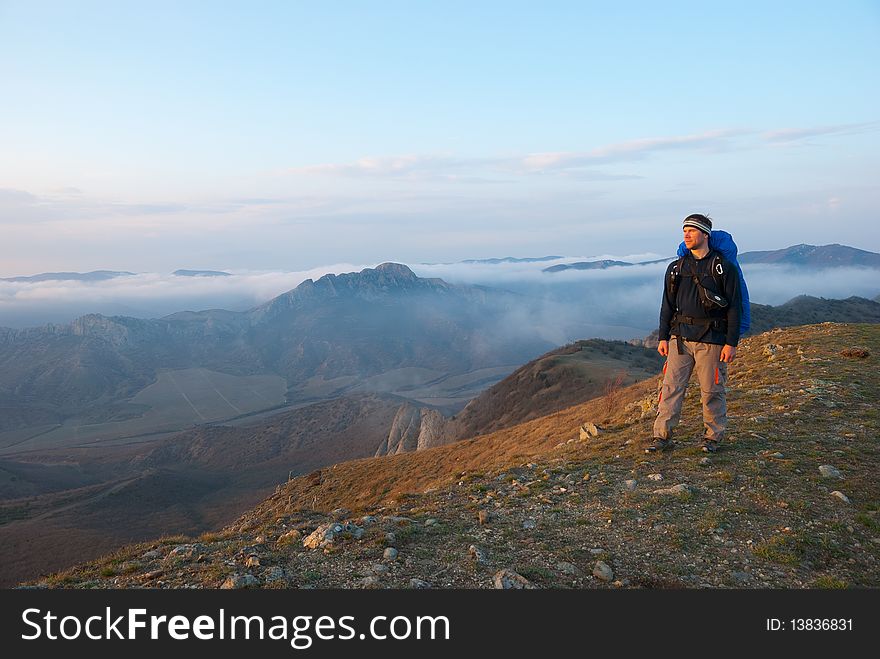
left=543, top=243, right=880, bottom=273
left=0, top=263, right=553, bottom=441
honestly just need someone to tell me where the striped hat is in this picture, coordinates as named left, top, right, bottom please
left=682, top=213, right=712, bottom=235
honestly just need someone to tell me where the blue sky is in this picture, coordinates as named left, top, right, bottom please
left=1, top=0, right=878, bottom=276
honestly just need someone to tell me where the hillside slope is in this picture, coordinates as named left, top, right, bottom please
left=37, top=323, right=880, bottom=589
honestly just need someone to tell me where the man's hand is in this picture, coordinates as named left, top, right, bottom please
left=658, top=340, right=668, bottom=357
left=720, top=344, right=737, bottom=363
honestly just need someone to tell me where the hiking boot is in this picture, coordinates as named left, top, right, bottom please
left=645, top=437, right=674, bottom=453
left=701, top=439, right=720, bottom=453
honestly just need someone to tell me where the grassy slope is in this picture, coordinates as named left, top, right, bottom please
left=31, top=323, right=880, bottom=589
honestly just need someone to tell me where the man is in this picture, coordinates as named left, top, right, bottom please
left=647, top=213, right=742, bottom=454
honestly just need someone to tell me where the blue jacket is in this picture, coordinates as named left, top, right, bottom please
left=677, top=230, right=751, bottom=335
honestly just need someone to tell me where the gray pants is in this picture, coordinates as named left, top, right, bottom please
left=653, top=338, right=728, bottom=441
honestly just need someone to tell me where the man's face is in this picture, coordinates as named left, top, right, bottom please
left=683, top=226, right=708, bottom=250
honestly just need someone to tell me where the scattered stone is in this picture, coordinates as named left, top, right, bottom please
left=647, top=474, right=663, bottom=482
left=582, top=473, right=591, bottom=481
left=478, top=510, right=491, bottom=525
left=730, top=571, right=753, bottom=585
left=763, top=344, right=781, bottom=357
left=330, top=508, right=351, bottom=520
left=653, top=483, right=694, bottom=497
left=220, top=574, right=259, bottom=589
left=768, top=452, right=785, bottom=459
left=385, top=532, right=397, bottom=544
left=593, top=561, right=614, bottom=582
left=245, top=555, right=261, bottom=568
left=579, top=422, right=601, bottom=440
left=589, top=548, right=605, bottom=556
left=302, top=522, right=364, bottom=550
left=831, top=491, right=851, bottom=504
left=819, top=465, right=842, bottom=479
left=522, top=518, right=537, bottom=530
left=141, top=550, right=162, bottom=560
left=622, top=479, right=638, bottom=491
left=699, top=457, right=711, bottom=466
left=371, top=564, right=389, bottom=575
left=424, top=518, right=438, bottom=526
left=409, top=578, right=432, bottom=589
left=556, top=562, right=579, bottom=575
left=469, top=545, right=488, bottom=564
left=359, top=576, right=381, bottom=589
left=361, top=515, right=377, bottom=525
left=254, top=535, right=266, bottom=544
left=264, top=566, right=286, bottom=583
left=612, top=579, right=630, bottom=588
left=165, top=544, right=205, bottom=561
left=840, top=347, right=870, bottom=359
left=384, top=548, right=399, bottom=561
left=493, top=569, right=538, bottom=589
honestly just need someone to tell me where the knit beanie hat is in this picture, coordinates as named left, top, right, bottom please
left=683, top=213, right=712, bottom=235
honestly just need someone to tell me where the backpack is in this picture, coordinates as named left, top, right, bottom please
left=673, top=230, right=751, bottom=334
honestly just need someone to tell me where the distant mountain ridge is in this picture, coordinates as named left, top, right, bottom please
left=542, top=243, right=880, bottom=274
left=0, top=270, right=135, bottom=283
left=0, top=263, right=553, bottom=434
left=173, top=269, right=232, bottom=277
left=738, top=243, right=880, bottom=267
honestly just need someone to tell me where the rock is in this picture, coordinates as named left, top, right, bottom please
left=763, top=344, right=780, bottom=357
left=493, top=569, right=537, bottom=589
left=699, top=457, right=711, bottom=466
left=768, top=452, right=784, bottom=459
left=579, top=422, right=601, bottom=440
left=622, top=479, right=638, bottom=491
left=589, top=548, right=605, bottom=556
left=264, top=566, right=286, bottom=583
left=830, top=491, right=851, bottom=503
left=302, top=522, right=364, bottom=550
left=371, top=564, right=389, bottom=575
left=819, top=465, right=842, bottom=479
left=647, top=474, right=663, bottom=482
left=220, top=574, right=260, bottom=589
left=556, top=562, right=579, bottom=575
left=385, top=532, right=396, bottom=544
left=359, top=576, right=381, bottom=589
left=478, top=510, right=490, bottom=525
left=653, top=483, right=694, bottom=497
left=469, top=545, right=488, bottom=564
left=255, top=535, right=266, bottom=544
left=330, top=507, right=351, bottom=520
left=141, top=549, right=162, bottom=560
left=424, top=518, right=438, bottom=526
left=730, top=571, right=753, bottom=585
left=582, top=473, right=591, bottom=481
left=361, top=515, right=377, bottom=525
left=245, top=555, right=261, bottom=568
left=522, top=518, right=537, bottom=530
left=276, top=529, right=302, bottom=546
left=166, top=544, right=202, bottom=560
left=409, top=578, right=432, bottom=589
left=593, top=561, right=614, bottom=582
left=384, top=548, right=399, bottom=561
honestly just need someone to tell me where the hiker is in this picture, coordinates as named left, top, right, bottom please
left=648, top=213, right=743, bottom=454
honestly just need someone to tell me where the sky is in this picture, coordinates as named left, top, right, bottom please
left=1, top=0, right=878, bottom=278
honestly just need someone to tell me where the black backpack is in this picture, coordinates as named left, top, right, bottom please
left=666, top=252, right=729, bottom=312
